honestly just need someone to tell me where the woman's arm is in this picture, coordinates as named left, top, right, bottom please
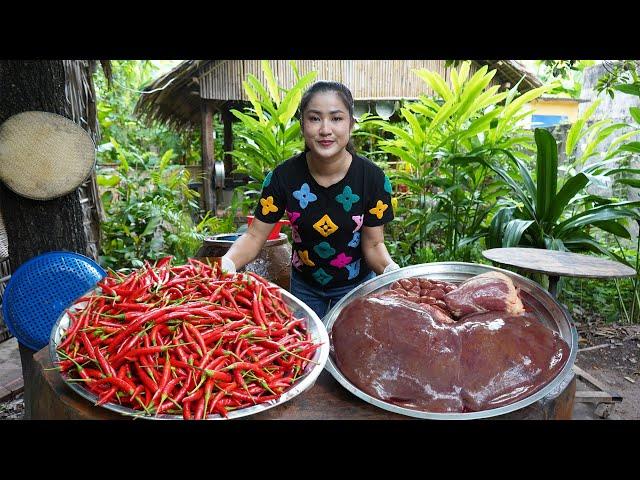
left=361, top=225, right=398, bottom=275
left=221, top=218, right=274, bottom=272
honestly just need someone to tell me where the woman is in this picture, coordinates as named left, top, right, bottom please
left=221, top=81, right=399, bottom=319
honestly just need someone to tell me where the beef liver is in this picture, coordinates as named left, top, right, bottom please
left=331, top=293, right=570, bottom=413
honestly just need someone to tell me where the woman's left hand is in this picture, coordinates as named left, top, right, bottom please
left=383, top=261, right=400, bottom=273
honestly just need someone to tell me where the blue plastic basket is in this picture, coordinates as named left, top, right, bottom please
left=2, top=251, right=106, bottom=351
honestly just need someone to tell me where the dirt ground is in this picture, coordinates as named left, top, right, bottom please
left=572, top=313, right=640, bottom=420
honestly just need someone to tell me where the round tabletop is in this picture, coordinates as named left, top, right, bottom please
left=482, top=247, right=636, bottom=279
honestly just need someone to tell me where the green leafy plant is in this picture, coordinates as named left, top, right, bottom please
left=369, top=61, right=549, bottom=262
left=533, top=60, right=595, bottom=99
left=478, top=128, right=640, bottom=260
left=595, top=60, right=640, bottom=98
left=587, top=71, right=640, bottom=323
left=351, top=111, right=391, bottom=163
left=97, top=148, right=234, bottom=269
left=563, top=98, right=640, bottom=176
left=95, top=60, right=201, bottom=168
left=228, top=61, right=317, bottom=212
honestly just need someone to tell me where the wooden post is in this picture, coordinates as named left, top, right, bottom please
left=222, top=107, right=234, bottom=189
left=201, top=100, right=215, bottom=213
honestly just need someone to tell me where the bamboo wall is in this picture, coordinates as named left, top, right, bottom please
left=199, top=60, right=495, bottom=101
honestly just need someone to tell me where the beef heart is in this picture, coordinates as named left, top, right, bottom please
left=443, top=271, right=525, bottom=319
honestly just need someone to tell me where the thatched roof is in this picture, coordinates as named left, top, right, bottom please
left=135, top=60, right=542, bottom=131
left=481, top=60, right=541, bottom=91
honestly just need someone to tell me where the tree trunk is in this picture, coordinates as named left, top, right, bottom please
left=0, top=60, right=89, bottom=266
left=0, top=60, right=90, bottom=418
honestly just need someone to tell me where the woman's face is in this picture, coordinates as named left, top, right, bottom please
left=301, top=91, right=353, bottom=160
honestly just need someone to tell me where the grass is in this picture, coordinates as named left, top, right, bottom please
left=559, top=276, right=638, bottom=324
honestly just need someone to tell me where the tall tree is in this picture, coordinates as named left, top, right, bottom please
left=0, top=60, right=90, bottom=418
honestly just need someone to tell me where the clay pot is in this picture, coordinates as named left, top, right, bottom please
left=195, top=233, right=292, bottom=290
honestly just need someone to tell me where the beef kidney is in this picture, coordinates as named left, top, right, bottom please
left=382, top=277, right=457, bottom=314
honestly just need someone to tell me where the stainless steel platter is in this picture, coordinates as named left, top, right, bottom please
left=49, top=286, right=330, bottom=420
left=323, top=262, right=578, bottom=420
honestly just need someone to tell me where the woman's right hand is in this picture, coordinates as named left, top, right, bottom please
left=220, top=217, right=274, bottom=272
left=220, top=255, right=237, bottom=273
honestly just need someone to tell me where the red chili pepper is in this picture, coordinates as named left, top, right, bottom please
left=133, top=363, right=158, bottom=392
left=155, top=377, right=181, bottom=415
left=57, top=260, right=321, bottom=419
left=183, top=401, right=193, bottom=420
left=183, top=322, right=207, bottom=357
left=193, top=397, right=205, bottom=420
left=252, top=287, right=267, bottom=329
left=182, top=388, right=204, bottom=404
left=151, top=353, right=173, bottom=407
left=220, top=288, right=241, bottom=312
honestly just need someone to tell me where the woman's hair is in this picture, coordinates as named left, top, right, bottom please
left=299, top=81, right=357, bottom=156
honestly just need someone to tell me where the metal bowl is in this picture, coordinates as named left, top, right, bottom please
left=323, top=262, right=578, bottom=420
left=49, top=286, right=330, bottom=420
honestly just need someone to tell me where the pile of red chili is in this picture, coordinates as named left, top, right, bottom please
left=55, top=257, right=321, bottom=419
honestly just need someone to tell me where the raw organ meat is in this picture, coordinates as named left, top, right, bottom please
left=378, top=277, right=456, bottom=320
left=443, top=271, right=525, bottom=318
left=331, top=287, right=569, bottom=413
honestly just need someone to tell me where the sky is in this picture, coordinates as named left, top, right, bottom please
left=151, top=60, right=183, bottom=76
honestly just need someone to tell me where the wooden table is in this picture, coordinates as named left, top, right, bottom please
left=482, top=247, right=636, bottom=297
left=29, top=346, right=576, bottom=420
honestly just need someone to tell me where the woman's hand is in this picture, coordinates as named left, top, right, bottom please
left=222, top=217, right=273, bottom=271
left=220, top=255, right=237, bottom=273
left=383, top=261, right=400, bottom=273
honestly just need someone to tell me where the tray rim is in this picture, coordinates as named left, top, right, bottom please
left=323, top=261, right=578, bottom=420
left=49, top=284, right=330, bottom=420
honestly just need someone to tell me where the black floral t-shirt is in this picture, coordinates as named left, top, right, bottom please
left=254, top=152, right=394, bottom=288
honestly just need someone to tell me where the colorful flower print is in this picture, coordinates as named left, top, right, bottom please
left=369, top=200, right=388, bottom=219
left=314, top=241, right=336, bottom=259
left=383, top=175, right=392, bottom=194
left=260, top=196, right=279, bottom=216
left=335, top=185, right=360, bottom=212
left=292, top=183, right=317, bottom=209
left=313, top=214, right=339, bottom=237
left=352, top=214, right=364, bottom=233
left=312, top=268, right=333, bottom=286
left=292, top=250, right=303, bottom=270
left=345, top=259, right=361, bottom=280
left=298, top=250, right=315, bottom=267
left=348, top=232, right=361, bottom=248
left=263, top=171, right=273, bottom=189
left=291, top=224, right=302, bottom=243
left=286, top=210, right=301, bottom=224
left=330, top=252, right=353, bottom=269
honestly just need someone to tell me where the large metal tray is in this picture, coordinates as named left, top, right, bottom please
left=49, top=286, right=330, bottom=420
left=323, top=262, right=578, bottom=420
